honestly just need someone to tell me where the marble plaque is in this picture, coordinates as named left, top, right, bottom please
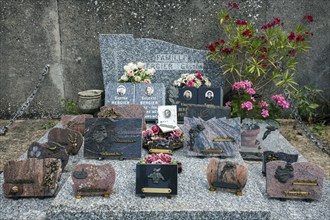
left=84, top=118, right=142, bottom=159
left=262, top=151, right=298, bottom=176
left=207, top=158, right=248, bottom=195
left=61, top=114, right=93, bottom=135
left=185, top=104, right=231, bottom=121
left=72, top=163, right=116, bottom=198
left=99, top=34, right=223, bottom=92
left=136, top=163, right=178, bottom=197
left=3, top=158, right=62, bottom=198
left=105, top=83, right=135, bottom=105
left=184, top=117, right=241, bottom=157
left=158, top=105, right=177, bottom=126
left=135, top=83, right=165, bottom=120
left=197, top=87, right=223, bottom=106
left=27, top=142, right=69, bottom=170
left=266, top=161, right=324, bottom=200
left=48, top=128, right=83, bottom=155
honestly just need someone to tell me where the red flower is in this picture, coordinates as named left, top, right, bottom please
left=196, top=71, right=203, bottom=81
left=208, top=43, right=216, bottom=52
left=221, top=48, right=233, bottom=54
left=214, top=41, right=220, bottom=47
left=288, top=32, right=295, bottom=40
left=151, top=125, right=160, bottom=135
left=261, top=36, right=267, bottom=43
left=233, top=2, right=239, bottom=9
left=221, top=39, right=225, bottom=44
left=304, top=15, right=314, bottom=22
left=236, top=20, right=247, bottom=25
left=274, top=17, right=281, bottom=25
left=304, top=31, right=314, bottom=36
left=295, top=35, right=305, bottom=42
left=261, top=63, right=268, bottom=68
left=261, top=54, right=267, bottom=59
left=235, top=43, right=240, bottom=49
left=260, top=47, right=267, bottom=52
left=261, top=22, right=275, bottom=29
left=242, top=29, right=252, bottom=37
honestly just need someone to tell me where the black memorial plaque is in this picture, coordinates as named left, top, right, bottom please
left=136, top=163, right=178, bottom=198
left=197, top=87, right=223, bottom=106
left=84, top=118, right=142, bottom=159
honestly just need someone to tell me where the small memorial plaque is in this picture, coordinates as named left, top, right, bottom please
left=262, top=151, right=298, bottom=176
left=266, top=161, right=324, bottom=200
left=158, top=105, right=177, bottom=125
left=136, top=163, right=178, bottom=198
left=184, top=117, right=241, bottom=157
left=105, top=83, right=135, bottom=105
left=72, top=163, right=116, bottom=198
left=61, top=114, right=93, bottom=135
left=197, top=87, right=223, bottom=106
left=27, top=142, right=69, bottom=170
left=3, top=158, right=62, bottom=198
left=207, top=158, right=248, bottom=196
left=135, top=83, right=165, bottom=121
left=84, top=118, right=142, bottom=159
left=185, top=104, right=231, bottom=121
left=48, top=128, right=84, bottom=155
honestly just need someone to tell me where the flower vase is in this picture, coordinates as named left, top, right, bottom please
left=241, top=125, right=260, bottom=148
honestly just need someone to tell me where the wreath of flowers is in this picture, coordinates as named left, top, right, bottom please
left=142, top=125, right=184, bottom=148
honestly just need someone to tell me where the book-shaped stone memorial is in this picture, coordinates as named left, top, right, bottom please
left=72, top=163, right=116, bottom=199
left=262, top=151, right=298, bottom=176
left=184, top=117, right=241, bottom=157
left=84, top=118, right=142, bottom=159
left=3, top=158, right=62, bottom=198
left=207, top=158, right=248, bottom=196
left=27, top=141, right=69, bottom=170
left=266, top=161, right=324, bottom=201
left=48, top=128, right=84, bottom=155
left=136, top=163, right=178, bottom=198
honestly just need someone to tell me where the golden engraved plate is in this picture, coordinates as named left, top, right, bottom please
left=142, top=188, right=172, bottom=194
left=149, top=149, right=173, bottom=154
left=283, top=190, right=310, bottom=196
left=213, top=137, right=235, bottom=142
left=201, top=149, right=223, bottom=154
left=291, top=181, right=318, bottom=186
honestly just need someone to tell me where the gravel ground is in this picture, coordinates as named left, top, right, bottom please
left=0, top=119, right=329, bottom=180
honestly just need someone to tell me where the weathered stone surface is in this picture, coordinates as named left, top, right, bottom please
left=84, top=118, right=142, bottom=159
left=184, top=117, right=241, bottom=157
left=72, top=163, right=115, bottom=197
left=136, top=163, right=178, bottom=197
left=266, top=161, right=324, bottom=200
left=185, top=104, right=231, bottom=121
left=206, top=158, right=248, bottom=195
left=98, top=104, right=145, bottom=119
left=48, top=128, right=83, bottom=155
left=27, top=142, right=69, bottom=170
left=61, top=114, right=94, bottom=135
left=262, top=151, right=298, bottom=175
left=3, top=158, right=62, bottom=198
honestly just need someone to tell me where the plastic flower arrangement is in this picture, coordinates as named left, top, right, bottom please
left=118, top=62, right=156, bottom=83
left=139, top=153, right=177, bottom=164
left=143, top=125, right=184, bottom=149
left=207, top=2, right=314, bottom=96
left=173, top=72, right=211, bottom=88
left=226, top=80, right=290, bottom=125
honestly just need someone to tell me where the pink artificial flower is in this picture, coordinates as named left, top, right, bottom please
left=241, top=101, right=253, bottom=111
left=151, top=125, right=160, bottom=135
left=225, top=101, right=231, bottom=107
left=145, top=154, right=159, bottom=163
left=128, top=70, right=134, bottom=77
left=159, top=153, right=172, bottom=163
left=186, top=79, right=195, bottom=87
left=172, top=129, right=183, bottom=137
left=258, top=100, right=269, bottom=108
left=261, top=109, right=269, bottom=118
left=246, top=88, right=256, bottom=95
left=196, top=71, right=203, bottom=81
left=144, top=79, right=151, bottom=84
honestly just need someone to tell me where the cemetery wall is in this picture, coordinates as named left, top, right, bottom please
left=0, top=0, right=329, bottom=118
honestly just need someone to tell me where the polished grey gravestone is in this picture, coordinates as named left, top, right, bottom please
left=99, top=34, right=224, bottom=97
left=105, top=83, right=135, bottom=105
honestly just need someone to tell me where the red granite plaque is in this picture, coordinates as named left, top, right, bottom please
left=72, top=163, right=116, bottom=198
left=3, top=158, right=62, bottom=198
left=206, top=158, right=248, bottom=196
left=61, top=114, right=93, bottom=135
left=48, top=127, right=83, bottom=155
left=266, top=161, right=324, bottom=200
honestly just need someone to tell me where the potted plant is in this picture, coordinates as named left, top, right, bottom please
left=135, top=153, right=179, bottom=198
left=142, top=124, right=184, bottom=153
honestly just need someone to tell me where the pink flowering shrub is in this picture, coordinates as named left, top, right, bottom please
left=228, top=80, right=289, bottom=120
left=142, top=124, right=184, bottom=146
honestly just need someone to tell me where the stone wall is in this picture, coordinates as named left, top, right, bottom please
left=0, top=0, right=329, bottom=118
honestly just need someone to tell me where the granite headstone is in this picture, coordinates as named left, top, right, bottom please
left=266, top=161, right=324, bottom=200
left=48, top=128, right=84, bottom=155
left=61, top=114, right=94, bottom=136
left=99, top=34, right=223, bottom=90
left=84, top=118, right=142, bottom=159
